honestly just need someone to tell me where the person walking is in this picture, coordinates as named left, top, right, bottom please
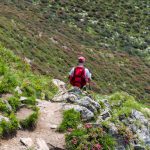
left=69, top=56, right=91, bottom=89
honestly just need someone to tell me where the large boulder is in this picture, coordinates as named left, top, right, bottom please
left=63, top=104, right=94, bottom=121
left=72, top=96, right=101, bottom=113
left=52, top=79, right=66, bottom=93
left=52, top=92, right=69, bottom=102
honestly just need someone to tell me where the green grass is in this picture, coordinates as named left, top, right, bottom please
left=107, top=92, right=150, bottom=121
left=58, top=109, right=81, bottom=132
left=0, top=45, right=57, bottom=137
left=66, top=127, right=116, bottom=150
left=0, top=1, right=149, bottom=103
left=0, top=114, right=19, bottom=137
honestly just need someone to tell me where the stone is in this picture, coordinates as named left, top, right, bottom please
left=134, top=145, right=145, bottom=150
left=50, top=124, right=58, bottom=129
left=101, top=110, right=111, bottom=120
left=63, top=104, right=94, bottom=121
left=115, top=145, right=126, bottom=150
left=15, top=86, right=22, bottom=94
left=20, top=137, right=34, bottom=148
left=52, top=79, right=66, bottom=92
left=108, top=123, right=118, bottom=135
left=0, top=115, right=9, bottom=122
left=100, top=99, right=110, bottom=108
left=2, top=100, right=12, bottom=111
left=130, top=124, right=137, bottom=133
left=76, top=96, right=100, bottom=113
left=96, top=110, right=111, bottom=123
left=20, top=96, right=28, bottom=101
left=66, top=93, right=79, bottom=103
left=119, top=114, right=126, bottom=121
left=36, top=138, right=49, bottom=150
left=68, top=87, right=82, bottom=95
left=52, top=92, right=69, bottom=102
left=131, top=110, right=145, bottom=121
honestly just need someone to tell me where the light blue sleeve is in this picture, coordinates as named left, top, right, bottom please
left=85, top=68, right=92, bottom=79
left=69, top=67, right=75, bottom=76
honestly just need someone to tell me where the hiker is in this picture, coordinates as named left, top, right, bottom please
left=69, top=56, right=91, bottom=89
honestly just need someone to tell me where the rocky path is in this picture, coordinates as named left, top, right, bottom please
left=0, top=100, right=65, bottom=150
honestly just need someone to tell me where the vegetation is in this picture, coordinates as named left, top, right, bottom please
left=0, top=114, right=19, bottom=137
left=0, top=1, right=149, bottom=103
left=0, top=45, right=57, bottom=137
left=108, top=92, right=150, bottom=119
left=20, top=107, right=39, bottom=130
left=66, top=124, right=116, bottom=150
left=58, top=109, right=81, bottom=132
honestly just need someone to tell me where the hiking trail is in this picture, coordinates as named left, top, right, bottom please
left=0, top=100, right=65, bottom=150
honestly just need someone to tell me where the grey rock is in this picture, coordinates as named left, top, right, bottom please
left=145, top=138, right=150, bottom=145
left=134, top=145, right=145, bottom=150
left=52, top=79, right=66, bottom=93
left=63, top=104, right=94, bottom=121
left=66, top=93, right=79, bottom=103
left=36, top=138, right=49, bottom=150
left=76, top=96, right=100, bottom=113
left=0, top=115, right=9, bottom=122
left=20, top=96, right=28, bottom=101
left=100, top=99, right=110, bottom=108
left=101, top=110, right=111, bottom=120
left=20, top=137, right=34, bottom=148
left=15, top=86, right=22, bottom=94
left=115, top=145, right=126, bottom=150
left=109, top=123, right=118, bottom=135
left=68, top=87, right=82, bottom=95
left=50, top=124, right=58, bottom=129
left=131, top=110, right=146, bottom=122
left=52, top=92, right=69, bottom=102
left=130, top=125, right=138, bottom=133
left=3, top=100, right=12, bottom=111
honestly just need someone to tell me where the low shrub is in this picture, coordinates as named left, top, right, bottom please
left=21, top=96, right=37, bottom=106
left=0, top=114, right=19, bottom=137
left=66, top=125, right=116, bottom=150
left=8, top=96, right=21, bottom=112
left=58, top=109, right=81, bottom=132
left=0, top=72, right=18, bottom=93
left=20, top=107, right=39, bottom=130
left=0, top=99, right=10, bottom=114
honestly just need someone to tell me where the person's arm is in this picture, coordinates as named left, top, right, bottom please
left=69, top=67, right=75, bottom=80
left=85, top=68, right=92, bottom=82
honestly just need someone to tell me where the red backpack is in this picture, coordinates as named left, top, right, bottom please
left=70, top=67, right=86, bottom=88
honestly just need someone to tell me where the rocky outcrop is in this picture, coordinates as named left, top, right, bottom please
left=52, top=79, right=150, bottom=149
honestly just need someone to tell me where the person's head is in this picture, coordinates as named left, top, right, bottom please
left=78, top=56, right=85, bottom=64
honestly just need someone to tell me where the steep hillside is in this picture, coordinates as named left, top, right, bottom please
left=0, top=1, right=150, bottom=103
left=0, top=45, right=57, bottom=137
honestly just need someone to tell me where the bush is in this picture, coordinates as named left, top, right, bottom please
left=21, top=96, right=37, bottom=106
left=0, top=72, right=18, bottom=93
left=8, top=96, right=21, bottom=112
left=66, top=126, right=116, bottom=150
left=0, top=99, right=10, bottom=114
left=58, top=109, right=81, bottom=132
left=20, top=108, right=39, bottom=129
left=0, top=114, right=19, bottom=137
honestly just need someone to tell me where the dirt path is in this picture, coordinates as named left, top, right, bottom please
left=0, top=100, right=65, bottom=150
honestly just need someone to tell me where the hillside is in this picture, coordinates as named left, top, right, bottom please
left=0, top=0, right=150, bottom=103
left=0, top=45, right=57, bottom=137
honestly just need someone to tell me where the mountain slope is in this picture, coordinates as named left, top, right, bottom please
left=0, top=1, right=150, bottom=103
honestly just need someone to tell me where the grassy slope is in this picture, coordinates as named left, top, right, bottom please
left=0, top=44, right=57, bottom=136
left=0, top=1, right=149, bottom=103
